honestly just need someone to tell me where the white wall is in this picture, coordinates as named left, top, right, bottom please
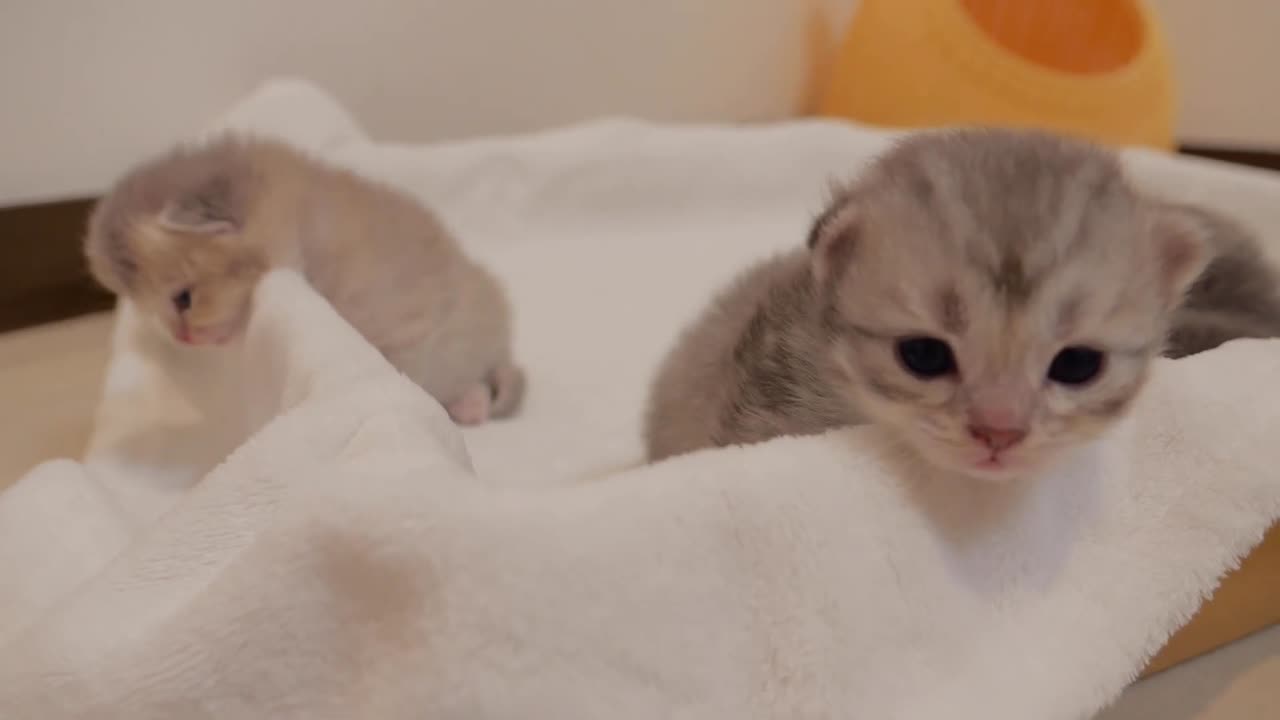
left=1, top=0, right=1277, bottom=206
left=0, top=0, right=816, bottom=205
left=1147, top=0, right=1280, bottom=149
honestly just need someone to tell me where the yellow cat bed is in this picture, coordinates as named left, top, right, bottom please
left=818, top=0, right=1175, bottom=150
left=1142, top=523, right=1280, bottom=676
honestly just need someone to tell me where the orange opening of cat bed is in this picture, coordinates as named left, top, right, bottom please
left=818, top=0, right=1175, bottom=149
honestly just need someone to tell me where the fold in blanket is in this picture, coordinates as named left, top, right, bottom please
left=1, top=271, right=1277, bottom=720
left=0, top=80, right=1278, bottom=719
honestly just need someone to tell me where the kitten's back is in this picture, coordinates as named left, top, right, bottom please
left=644, top=250, right=847, bottom=461
left=248, top=140, right=519, bottom=405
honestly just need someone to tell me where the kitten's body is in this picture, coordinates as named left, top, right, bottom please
left=645, top=129, right=1214, bottom=478
left=645, top=251, right=854, bottom=460
left=85, top=135, right=523, bottom=424
left=1163, top=202, right=1280, bottom=358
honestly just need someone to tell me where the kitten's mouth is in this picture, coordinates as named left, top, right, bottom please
left=965, top=448, right=1041, bottom=481
left=974, top=445, right=1026, bottom=470
left=175, top=325, right=234, bottom=346
left=962, top=457, right=1022, bottom=482
left=912, top=437, right=1030, bottom=481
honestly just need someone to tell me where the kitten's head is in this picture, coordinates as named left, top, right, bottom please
left=808, top=129, right=1209, bottom=481
left=85, top=138, right=267, bottom=346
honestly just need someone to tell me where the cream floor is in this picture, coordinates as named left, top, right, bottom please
left=0, top=313, right=1275, bottom=718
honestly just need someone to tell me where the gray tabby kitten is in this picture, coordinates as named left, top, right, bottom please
left=644, top=128, right=1217, bottom=480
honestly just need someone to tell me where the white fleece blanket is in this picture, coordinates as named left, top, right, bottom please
left=1, top=79, right=1279, bottom=719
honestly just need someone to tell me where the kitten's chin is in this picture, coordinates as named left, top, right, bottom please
left=952, top=461, right=1036, bottom=484
left=185, top=329, right=239, bottom=346
left=910, top=440, right=1048, bottom=484
left=167, top=322, right=241, bottom=347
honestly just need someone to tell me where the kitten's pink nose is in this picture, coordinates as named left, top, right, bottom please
left=968, top=425, right=1027, bottom=452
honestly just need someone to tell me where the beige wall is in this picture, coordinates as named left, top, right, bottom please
left=1149, top=0, right=1280, bottom=148
left=0, top=0, right=814, bottom=205
left=1, top=0, right=1276, bottom=206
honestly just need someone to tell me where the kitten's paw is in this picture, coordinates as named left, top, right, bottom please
left=487, top=363, right=526, bottom=419
left=446, top=383, right=492, bottom=426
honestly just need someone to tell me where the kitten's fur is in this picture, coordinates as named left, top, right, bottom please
left=1161, top=202, right=1280, bottom=358
left=644, top=129, right=1212, bottom=480
left=85, top=134, right=524, bottom=425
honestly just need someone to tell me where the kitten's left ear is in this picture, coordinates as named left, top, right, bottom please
left=158, top=174, right=243, bottom=235
left=808, top=197, right=860, bottom=285
left=1149, top=203, right=1213, bottom=304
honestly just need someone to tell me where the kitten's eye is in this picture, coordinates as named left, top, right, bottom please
left=896, top=337, right=957, bottom=379
left=1048, top=346, right=1105, bottom=385
left=172, top=288, right=193, bottom=313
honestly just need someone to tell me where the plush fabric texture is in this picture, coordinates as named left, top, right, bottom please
left=0, top=79, right=1277, bottom=719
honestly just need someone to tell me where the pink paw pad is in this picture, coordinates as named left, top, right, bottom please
left=446, top=383, right=492, bottom=426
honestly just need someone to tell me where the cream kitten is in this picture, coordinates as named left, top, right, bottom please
left=85, top=134, right=524, bottom=425
left=644, top=129, right=1210, bottom=481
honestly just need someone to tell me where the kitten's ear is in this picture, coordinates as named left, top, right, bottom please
left=1149, top=203, right=1213, bottom=304
left=807, top=198, right=860, bottom=284
left=83, top=226, right=137, bottom=294
left=158, top=174, right=243, bottom=235
left=84, top=192, right=159, bottom=294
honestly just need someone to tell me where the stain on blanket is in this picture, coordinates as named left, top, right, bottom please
left=310, top=523, right=438, bottom=659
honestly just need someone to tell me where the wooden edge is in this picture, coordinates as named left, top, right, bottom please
left=1140, top=522, right=1280, bottom=677
left=0, top=196, right=112, bottom=333
left=1180, top=146, right=1280, bottom=172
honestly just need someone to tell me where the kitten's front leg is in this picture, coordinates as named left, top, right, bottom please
left=1167, top=309, right=1280, bottom=358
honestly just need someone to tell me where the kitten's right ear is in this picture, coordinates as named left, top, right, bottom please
left=158, top=174, right=243, bottom=235
left=1149, top=203, right=1213, bottom=306
left=807, top=199, right=860, bottom=285
left=83, top=202, right=136, bottom=294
